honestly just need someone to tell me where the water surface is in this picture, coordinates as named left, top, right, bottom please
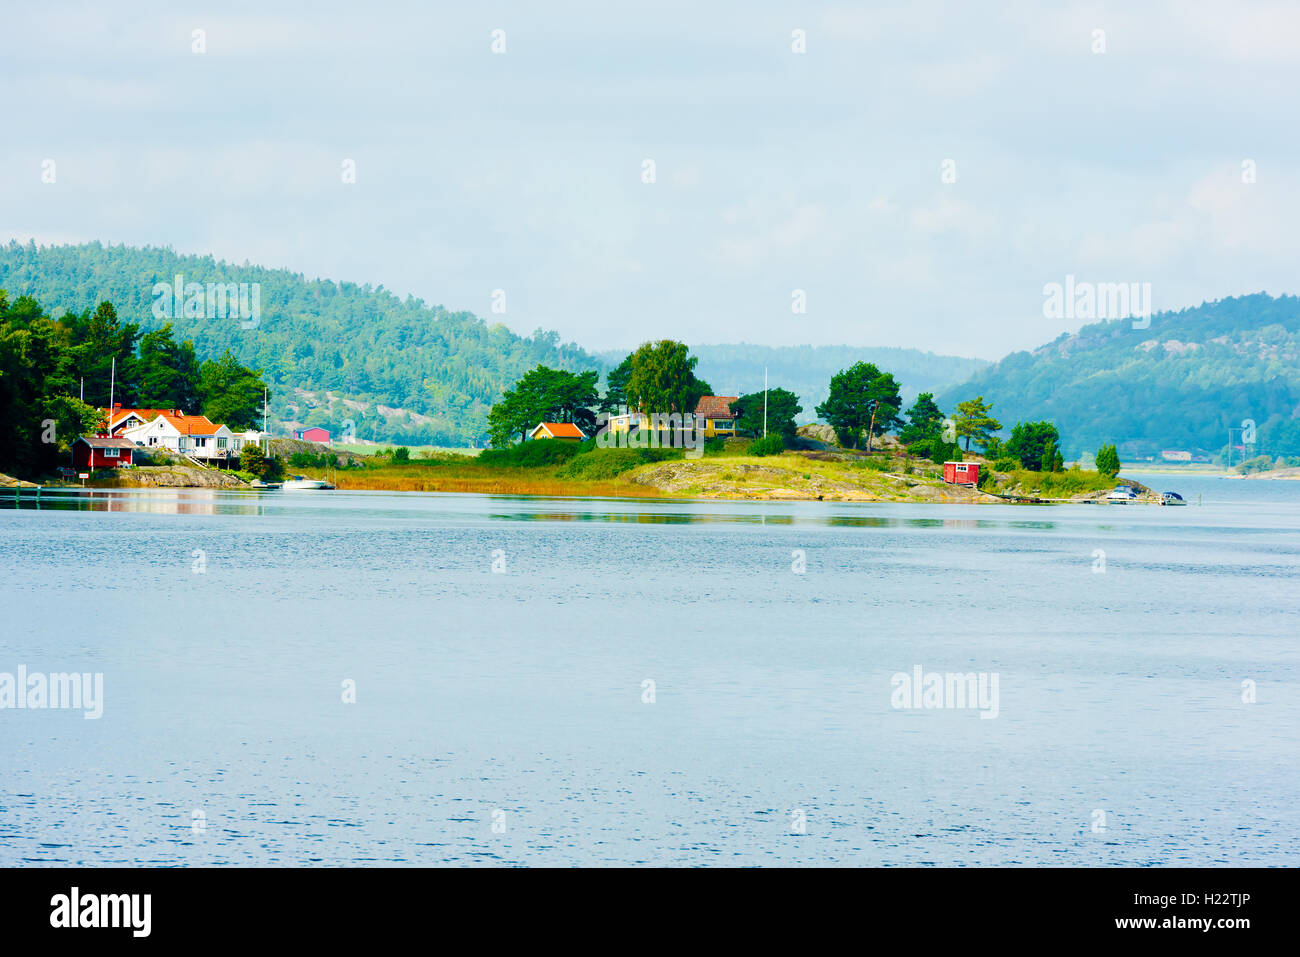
left=1, top=477, right=1297, bottom=866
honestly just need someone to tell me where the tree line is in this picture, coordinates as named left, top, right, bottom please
left=487, top=340, right=1123, bottom=475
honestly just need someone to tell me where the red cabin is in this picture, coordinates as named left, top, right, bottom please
left=293, top=427, right=331, bottom=443
left=73, top=436, right=136, bottom=469
left=943, top=460, right=979, bottom=486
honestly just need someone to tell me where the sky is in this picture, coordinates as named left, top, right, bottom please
left=3, top=0, right=1299, bottom=359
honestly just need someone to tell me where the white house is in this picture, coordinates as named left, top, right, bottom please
left=123, top=412, right=238, bottom=463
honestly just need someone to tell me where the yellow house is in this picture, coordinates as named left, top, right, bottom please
left=603, top=397, right=739, bottom=437
left=694, top=396, right=739, bottom=437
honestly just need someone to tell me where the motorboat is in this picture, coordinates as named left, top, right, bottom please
left=1160, top=491, right=1187, bottom=506
left=282, top=475, right=333, bottom=490
left=1105, top=485, right=1138, bottom=503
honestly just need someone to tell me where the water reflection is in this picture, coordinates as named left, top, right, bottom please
left=0, top=487, right=1079, bottom=529
left=0, top=488, right=272, bottom=516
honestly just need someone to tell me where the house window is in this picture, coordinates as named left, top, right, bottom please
left=148, top=436, right=157, bottom=446
left=195, top=437, right=207, bottom=448
left=217, top=437, right=228, bottom=449
left=103, top=447, right=119, bottom=458
left=956, top=464, right=968, bottom=472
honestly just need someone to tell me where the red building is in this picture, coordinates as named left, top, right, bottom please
left=73, top=436, right=137, bottom=469
left=943, top=461, right=980, bottom=486
left=293, top=427, right=331, bottom=443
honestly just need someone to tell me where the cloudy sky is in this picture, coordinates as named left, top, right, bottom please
left=4, top=0, right=1299, bottom=358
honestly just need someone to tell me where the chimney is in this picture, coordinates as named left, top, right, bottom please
left=113, top=402, right=122, bottom=409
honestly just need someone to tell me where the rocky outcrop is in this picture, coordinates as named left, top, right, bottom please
left=101, top=466, right=250, bottom=488
left=627, top=456, right=1002, bottom=503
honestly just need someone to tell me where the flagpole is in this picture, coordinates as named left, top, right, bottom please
left=107, top=357, right=115, bottom=434
left=763, top=366, right=768, bottom=438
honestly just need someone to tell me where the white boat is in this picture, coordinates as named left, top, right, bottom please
left=282, top=475, right=333, bottom=491
left=1105, top=485, right=1138, bottom=503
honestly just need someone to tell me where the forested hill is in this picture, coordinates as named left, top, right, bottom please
left=936, top=294, right=1300, bottom=460
left=599, top=344, right=989, bottom=421
left=0, top=241, right=600, bottom=446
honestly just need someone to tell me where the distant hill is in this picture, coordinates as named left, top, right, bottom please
left=936, top=294, right=1300, bottom=460
left=598, top=344, right=989, bottom=422
left=0, top=241, right=601, bottom=446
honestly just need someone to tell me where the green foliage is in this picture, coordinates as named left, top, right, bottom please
left=996, top=468, right=1115, bottom=496
left=601, top=355, right=632, bottom=412
left=137, top=323, right=201, bottom=410
left=393, top=446, right=410, bottom=463
left=731, top=388, right=802, bottom=439
left=899, top=392, right=944, bottom=444
left=199, top=350, right=267, bottom=429
left=288, top=450, right=338, bottom=469
left=487, top=364, right=600, bottom=447
left=983, top=436, right=1005, bottom=460
left=623, top=340, right=712, bottom=416
left=0, top=241, right=602, bottom=446
left=1238, top=455, right=1274, bottom=474
left=748, top=434, right=785, bottom=456
left=815, top=362, right=902, bottom=450
left=1006, top=421, right=1061, bottom=470
left=1040, top=438, right=1060, bottom=472
left=239, top=442, right=283, bottom=480
left=930, top=440, right=961, bottom=464
left=954, top=395, right=1001, bottom=452
left=557, top=447, right=678, bottom=480
left=479, top=437, right=586, bottom=468
left=1094, top=443, right=1121, bottom=477
left=993, top=457, right=1019, bottom=472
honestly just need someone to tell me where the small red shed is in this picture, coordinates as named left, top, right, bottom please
left=73, top=436, right=136, bottom=469
left=294, top=427, right=331, bottom=443
left=943, top=460, right=980, bottom=486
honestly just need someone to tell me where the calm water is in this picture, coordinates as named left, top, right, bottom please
left=1, top=474, right=1297, bottom=866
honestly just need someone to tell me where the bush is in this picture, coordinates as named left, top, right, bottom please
left=930, top=440, right=960, bottom=464
left=993, top=457, right=1019, bottom=473
left=479, top=438, right=586, bottom=468
left=288, top=450, right=337, bottom=469
left=1238, top=455, right=1273, bottom=475
left=557, top=447, right=678, bottom=480
left=393, top=446, right=410, bottom=463
left=748, top=434, right=784, bottom=457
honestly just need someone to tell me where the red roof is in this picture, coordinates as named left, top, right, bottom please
left=533, top=422, right=586, bottom=439
left=76, top=436, right=137, bottom=450
left=104, top=407, right=172, bottom=429
left=694, top=396, right=738, bottom=419
left=159, top=412, right=222, bottom=436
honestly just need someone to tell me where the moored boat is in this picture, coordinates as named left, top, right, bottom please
left=282, top=475, right=332, bottom=490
